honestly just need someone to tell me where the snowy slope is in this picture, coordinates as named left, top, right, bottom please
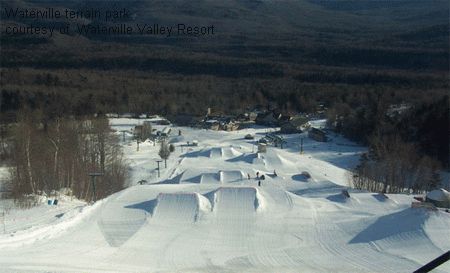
left=0, top=119, right=449, bottom=273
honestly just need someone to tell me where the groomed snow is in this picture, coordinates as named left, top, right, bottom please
left=427, top=188, right=450, bottom=201
left=0, top=119, right=449, bottom=273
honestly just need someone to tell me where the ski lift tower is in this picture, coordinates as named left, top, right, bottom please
left=156, top=160, right=162, bottom=178
left=88, top=172, right=103, bottom=202
left=119, top=130, right=127, bottom=142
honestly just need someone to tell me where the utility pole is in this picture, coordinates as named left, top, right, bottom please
left=156, top=160, right=162, bottom=178
left=88, top=172, right=103, bottom=202
left=300, top=137, right=304, bottom=154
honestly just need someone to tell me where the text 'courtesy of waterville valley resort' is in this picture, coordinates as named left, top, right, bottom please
left=1, top=7, right=215, bottom=37
left=77, top=23, right=216, bottom=37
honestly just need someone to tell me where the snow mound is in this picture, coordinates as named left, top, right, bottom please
left=208, top=147, right=243, bottom=158
left=98, top=215, right=147, bottom=247
left=326, top=192, right=352, bottom=203
left=213, top=187, right=263, bottom=214
left=222, top=147, right=243, bottom=158
left=200, top=173, right=221, bottom=184
left=219, top=170, right=246, bottom=183
left=0, top=201, right=101, bottom=249
left=161, top=172, right=185, bottom=184
left=181, top=170, right=246, bottom=184
left=183, top=146, right=243, bottom=160
left=252, top=153, right=266, bottom=165
left=98, top=199, right=148, bottom=247
left=264, top=151, right=297, bottom=173
left=426, top=188, right=450, bottom=202
left=153, top=193, right=211, bottom=222
left=182, top=170, right=246, bottom=184
left=349, top=208, right=429, bottom=244
left=209, top=147, right=222, bottom=158
left=292, top=173, right=312, bottom=182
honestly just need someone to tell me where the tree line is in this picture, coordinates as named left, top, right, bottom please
left=352, top=135, right=441, bottom=194
left=7, top=109, right=128, bottom=202
left=340, top=94, right=449, bottom=193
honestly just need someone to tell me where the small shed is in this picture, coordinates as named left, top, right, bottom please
left=426, top=189, right=450, bottom=208
left=258, top=143, right=267, bottom=153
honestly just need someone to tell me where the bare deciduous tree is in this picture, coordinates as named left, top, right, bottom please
left=9, top=111, right=128, bottom=202
left=352, top=135, right=441, bottom=194
left=158, top=141, right=171, bottom=168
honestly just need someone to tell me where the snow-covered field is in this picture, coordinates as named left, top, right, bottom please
left=0, top=118, right=449, bottom=273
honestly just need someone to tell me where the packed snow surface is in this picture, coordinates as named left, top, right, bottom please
left=427, top=188, right=450, bottom=201
left=0, top=119, right=449, bottom=273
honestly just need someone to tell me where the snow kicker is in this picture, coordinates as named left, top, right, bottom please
left=153, top=192, right=211, bottom=222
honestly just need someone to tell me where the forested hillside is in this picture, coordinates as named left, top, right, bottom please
left=1, top=0, right=448, bottom=167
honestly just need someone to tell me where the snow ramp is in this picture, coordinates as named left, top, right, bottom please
left=219, top=170, right=246, bottom=183
left=225, top=152, right=265, bottom=165
left=209, top=147, right=222, bottom=158
left=207, top=147, right=243, bottom=159
left=264, top=151, right=298, bottom=173
left=213, top=187, right=263, bottom=214
left=181, top=169, right=221, bottom=184
left=186, top=171, right=244, bottom=184
left=252, top=153, right=266, bottom=165
left=200, top=173, right=221, bottom=184
left=222, top=147, right=243, bottom=158
left=153, top=193, right=211, bottom=222
left=98, top=202, right=147, bottom=247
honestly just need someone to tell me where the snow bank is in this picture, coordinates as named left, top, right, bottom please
left=0, top=201, right=101, bottom=249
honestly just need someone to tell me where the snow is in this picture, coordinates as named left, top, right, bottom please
left=427, top=188, right=450, bottom=202
left=0, top=119, right=449, bottom=273
left=153, top=192, right=211, bottom=222
left=213, top=187, right=262, bottom=213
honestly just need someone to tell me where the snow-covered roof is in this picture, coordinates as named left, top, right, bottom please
left=426, top=188, right=450, bottom=201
